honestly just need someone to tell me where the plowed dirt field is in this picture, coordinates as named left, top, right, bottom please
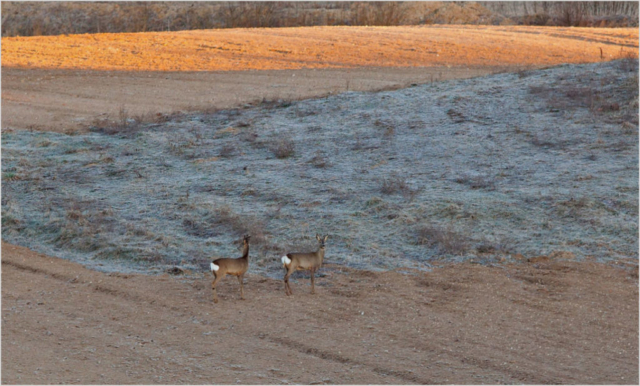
left=3, top=242, right=638, bottom=384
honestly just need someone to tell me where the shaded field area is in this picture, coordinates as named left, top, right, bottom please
left=2, top=25, right=638, bottom=133
left=2, top=60, right=638, bottom=277
left=2, top=242, right=637, bottom=384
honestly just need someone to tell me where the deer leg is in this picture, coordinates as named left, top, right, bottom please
left=238, top=274, right=245, bottom=300
left=284, top=270, right=293, bottom=296
left=211, top=274, right=222, bottom=304
left=310, top=268, right=316, bottom=294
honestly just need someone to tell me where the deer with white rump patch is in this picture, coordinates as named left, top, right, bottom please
left=281, top=234, right=328, bottom=296
left=210, top=234, right=250, bottom=303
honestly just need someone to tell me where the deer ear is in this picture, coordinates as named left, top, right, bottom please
left=316, top=234, right=321, bottom=241
left=324, top=235, right=328, bottom=241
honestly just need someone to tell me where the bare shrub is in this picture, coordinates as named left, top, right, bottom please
left=415, top=224, right=471, bottom=256
left=270, top=139, right=295, bottom=159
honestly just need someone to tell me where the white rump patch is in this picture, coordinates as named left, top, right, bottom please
left=210, top=262, right=219, bottom=272
left=281, top=255, right=291, bottom=265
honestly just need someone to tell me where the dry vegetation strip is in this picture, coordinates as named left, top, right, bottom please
left=2, top=25, right=638, bottom=72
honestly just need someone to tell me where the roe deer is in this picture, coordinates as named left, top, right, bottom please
left=281, top=234, right=328, bottom=296
left=210, top=234, right=250, bottom=303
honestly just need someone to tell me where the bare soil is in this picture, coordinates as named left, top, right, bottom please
left=2, top=242, right=637, bottom=384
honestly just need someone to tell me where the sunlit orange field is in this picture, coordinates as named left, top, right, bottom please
left=2, top=25, right=638, bottom=71
left=2, top=25, right=637, bottom=133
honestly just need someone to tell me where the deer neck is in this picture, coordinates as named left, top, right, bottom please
left=316, top=247, right=325, bottom=263
left=241, top=243, right=249, bottom=260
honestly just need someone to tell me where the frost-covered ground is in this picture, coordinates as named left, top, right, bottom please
left=2, top=60, right=638, bottom=276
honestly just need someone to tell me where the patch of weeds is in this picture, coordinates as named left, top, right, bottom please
left=95, top=246, right=149, bottom=262
left=270, top=139, right=295, bottom=159
left=210, top=206, right=267, bottom=244
left=260, top=98, right=293, bottom=109
left=235, top=119, right=252, bottom=128
left=36, top=139, right=54, bottom=147
left=125, top=223, right=154, bottom=238
left=584, top=153, right=598, bottom=161
left=2, top=172, right=20, bottom=181
left=415, top=223, right=471, bottom=256
left=475, top=236, right=514, bottom=256
left=407, top=119, right=424, bottom=130
left=91, top=107, right=145, bottom=136
left=168, top=139, right=197, bottom=158
left=446, top=109, right=466, bottom=123
left=63, top=146, right=86, bottom=154
left=295, top=107, right=319, bottom=118
left=182, top=216, right=216, bottom=238
left=364, top=196, right=384, bottom=209
left=617, top=55, right=638, bottom=73
left=621, top=122, right=637, bottom=135
left=219, top=143, right=238, bottom=158
left=555, top=197, right=598, bottom=218
left=517, top=69, right=534, bottom=78
left=1, top=214, right=21, bottom=229
left=454, top=175, right=495, bottom=190
left=351, top=135, right=365, bottom=150
left=105, top=167, right=127, bottom=178
left=383, top=125, right=395, bottom=138
left=381, top=177, right=410, bottom=195
left=308, top=151, right=329, bottom=168
left=241, top=131, right=259, bottom=143
left=608, top=139, right=634, bottom=152
left=530, top=135, right=572, bottom=150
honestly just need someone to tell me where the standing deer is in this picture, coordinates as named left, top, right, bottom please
left=281, top=234, right=328, bottom=296
left=210, top=234, right=251, bottom=303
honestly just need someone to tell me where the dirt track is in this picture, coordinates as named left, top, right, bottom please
left=2, top=242, right=638, bottom=384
